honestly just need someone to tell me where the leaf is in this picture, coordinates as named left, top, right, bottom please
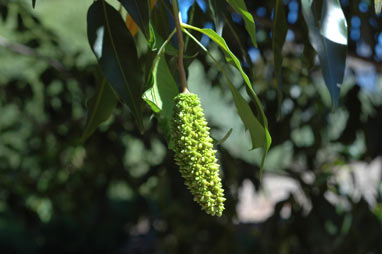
left=149, top=26, right=178, bottom=54
left=302, top=41, right=316, bottom=71
left=301, top=0, right=348, bottom=106
left=182, top=24, right=267, bottom=127
left=143, top=55, right=179, bottom=148
left=208, top=0, right=225, bottom=35
left=143, top=57, right=178, bottom=117
left=142, top=29, right=178, bottom=147
left=125, top=0, right=157, bottom=37
left=118, top=0, right=150, bottom=38
left=32, top=0, right=36, bottom=8
left=272, top=0, right=287, bottom=85
left=375, top=0, right=382, bottom=14
left=226, top=0, right=257, bottom=47
left=182, top=27, right=271, bottom=173
left=81, top=73, right=118, bottom=143
left=87, top=0, right=144, bottom=132
left=214, top=128, right=233, bottom=146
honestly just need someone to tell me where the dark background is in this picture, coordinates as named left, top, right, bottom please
left=0, top=0, right=381, bottom=253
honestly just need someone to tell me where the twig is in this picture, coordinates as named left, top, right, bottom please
left=0, top=35, right=67, bottom=72
left=171, top=0, right=188, bottom=92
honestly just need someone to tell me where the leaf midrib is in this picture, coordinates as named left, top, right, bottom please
left=101, top=0, right=140, bottom=117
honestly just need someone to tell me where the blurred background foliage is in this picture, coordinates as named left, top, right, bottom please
left=0, top=0, right=381, bottom=253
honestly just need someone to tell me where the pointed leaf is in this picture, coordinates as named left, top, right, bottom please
left=87, top=0, right=144, bottom=132
left=182, top=24, right=268, bottom=127
left=81, top=74, right=118, bottom=142
left=226, top=0, right=257, bottom=47
left=182, top=27, right=271, bottom=172
left=301, top=0, right=348, bottom=106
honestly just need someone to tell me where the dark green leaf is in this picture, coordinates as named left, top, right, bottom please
left=226, top=0, right=257, bottom=47
left=301, top=0, right=348, bottom=106
left=302, top=42, right=316, bottom=71
left=81, top=73, right=118, bottom=143
left=272, top=0, right=287, bottom=86
left=87, top=0, right=144, bottom=132
left=118, top=0, right=150, bottom=38
left=209, top=0, right=225, bottom=35
left=32, top=0, right=36, bottom=8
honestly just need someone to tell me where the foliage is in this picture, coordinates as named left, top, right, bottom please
left=0, top=0, right=381, bottom=253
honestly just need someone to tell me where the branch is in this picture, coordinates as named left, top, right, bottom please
left=0, top=35, right=67, bottom=72
left=171, top=0, right=188, bottom=92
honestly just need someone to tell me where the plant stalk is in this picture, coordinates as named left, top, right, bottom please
left=171, top=0, right=188, bottom=93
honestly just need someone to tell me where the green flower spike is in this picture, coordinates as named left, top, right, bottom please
left=172, top=91, right=225, bottom=216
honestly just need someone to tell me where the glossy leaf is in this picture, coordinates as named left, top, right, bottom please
left=182, top=26, right=271, bottom=173
left=226, top=0, right=257, bottom=47
left=125, top=0, right=157, bottom=37
left=301, top=0, right=348, bottom=106
left=87, top=0, right=144, bottom=132
left=118, top=0, right=150, bottom=38
left=143, top=32, right=179, bottom=147
left=143, top=57, right=178, bottom=118
left=272, top=0, right=287, bottom=86
left=81, top=73, right=118, bottom=143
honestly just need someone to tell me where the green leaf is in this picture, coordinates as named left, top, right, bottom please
left=143, top=56, right=178, bottom=120
left=375, top=0, right=382, bottom=14
left=32, top=0, right=36, bottom=8
left=214, top=128, right=233, bottom=146
left=149, top=25, right=178, bottom=55
left=143, top=36, right=179, bottom=148
left=182, top=24, right=267, bottom=127
left=226, top=0, right=257, bottom=47
left=272, top=0, right=287, bottom=85
left=182, top=26, right=271, bottom=174
left=87, top=0, right=144, bottom=132
left=301, top=0, right=348, bottom=106
left=118, top=0, right=150, bottom=38
left=81, top=72, right=118, bottom=143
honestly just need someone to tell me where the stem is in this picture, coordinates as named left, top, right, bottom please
left=171, top=0, right=188, bottom=93
left=157, top=29, right=176, bottom=57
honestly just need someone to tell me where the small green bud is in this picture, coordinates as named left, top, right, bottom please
left=172, top=92, right=225, bottom=216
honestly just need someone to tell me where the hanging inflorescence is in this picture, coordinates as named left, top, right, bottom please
left=171, top=92, right=225, bottom=216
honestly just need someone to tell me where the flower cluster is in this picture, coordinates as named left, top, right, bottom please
left=172, top=92, right=225, bottom=216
